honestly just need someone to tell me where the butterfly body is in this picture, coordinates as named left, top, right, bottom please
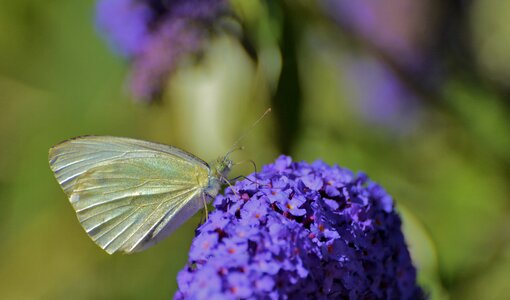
left=48, top=136, right=232, bottom=254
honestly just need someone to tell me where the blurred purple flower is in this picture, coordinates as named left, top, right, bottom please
left=96, top=0, right=153, bottom=57
left=324, top=0, right=436, bottom=72
left=96, top=0, right=227, bottom=101
left=129, top=19, right=204, bottom=100
left=341, top=54, right=422, bottom=132
left=316, top=0, right=439, bottom=132
left=174, top=155, right=425, bottom=299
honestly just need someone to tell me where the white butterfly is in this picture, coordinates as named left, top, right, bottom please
left=49, top=136, right=232, bottom=254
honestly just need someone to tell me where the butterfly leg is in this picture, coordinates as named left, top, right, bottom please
left=229, top=175, right=265, bottom=189
left=222, top=177, right=239, bottom=197
left=202, top=193, right=209, bottom=221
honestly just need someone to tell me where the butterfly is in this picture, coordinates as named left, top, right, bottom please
left=48, top=136, right=233, bottom=254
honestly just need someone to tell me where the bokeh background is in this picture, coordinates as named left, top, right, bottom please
left=1, top=0, right=510, bottom=299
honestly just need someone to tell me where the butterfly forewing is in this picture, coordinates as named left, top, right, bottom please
left=48, top=136, right=211, bottom=254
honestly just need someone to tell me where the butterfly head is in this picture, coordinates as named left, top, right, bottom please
left=205, top=156, right=233, bottom=198
left=212, top=155, right=233, bottom=179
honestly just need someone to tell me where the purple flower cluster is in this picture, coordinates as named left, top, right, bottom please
left=174, top=156, right=425, bottom=299
left=96, top=0, right=227, bottom=100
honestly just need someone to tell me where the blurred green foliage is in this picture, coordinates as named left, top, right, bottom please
left=1, top=1, right=510, bottom=299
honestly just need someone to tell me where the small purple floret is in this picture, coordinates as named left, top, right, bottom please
left=175, top=155, right=425, bottom=299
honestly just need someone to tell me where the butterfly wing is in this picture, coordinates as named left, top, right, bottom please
left=48, top=136, right=210, bottom=254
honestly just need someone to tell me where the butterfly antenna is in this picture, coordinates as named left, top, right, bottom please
left=225, top=146, right=244, bottom=160
left=226, top=108, right=271, bottom=156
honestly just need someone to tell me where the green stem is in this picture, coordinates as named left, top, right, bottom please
left=272, top=1, right=302, bottom=154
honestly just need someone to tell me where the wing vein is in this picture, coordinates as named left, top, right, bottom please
left=126, top=189, right=200, bottom=252
left=75, top=185, right=196, bottom=213
left=92, top=207, right=140, bottom=241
